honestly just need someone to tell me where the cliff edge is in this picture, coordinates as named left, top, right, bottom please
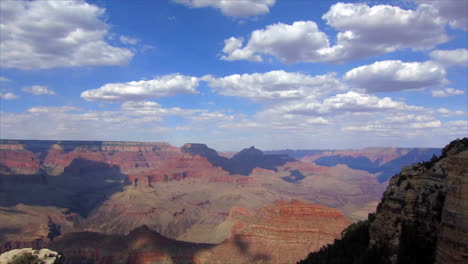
left=299, top=138, right=468, bottom=264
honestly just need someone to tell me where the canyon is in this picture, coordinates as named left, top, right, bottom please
left=0, top=139, right=441, bottom=263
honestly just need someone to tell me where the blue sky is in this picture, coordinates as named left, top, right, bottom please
left=0, top=0, right=467, bottom=150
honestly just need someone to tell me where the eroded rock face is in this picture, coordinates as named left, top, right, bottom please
left=50, top=199, right=350, bottom=264
left=369, top=138, right=468, bottom=264
left=202, top=199, right=351, bottom=264
left=0, top=139, right=390, bottom=255
left=0, top=140, right=181, bottom=176
left=435, top=141, right=468, bottom=264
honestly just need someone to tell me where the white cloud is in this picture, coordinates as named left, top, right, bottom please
left=22, top=85, right=55, bottom=95
left=81, top=74, right=200, bottom=102
left=343, top=120, right=442, bottom=131
left=27, top=106, right=79, bottom=113
left=220, top=37, right=262, bottom=62
left=0, top=103, right=223, bottom=141
left=428, top=0, right=468, bottom=30
left=0, top=0, right=133, bottom=69
left=119, top=35, right=140, bottom=45
left=190, top=112, right=234, bottom=121
left=409, top=120, right=442, bottom=129
left=121, top=100, right=202, bottom=116
left=172, top=0, right=275, bottom=17
left=431, top=88, right=465, bottom=98
left=430, top=49, right=468, bottom=67
left=344, top=60, right=447, bottom=93
left=0, top=77, right=10, bottom=82
left=0, top=92, right=19, bottom=100
left=203, top=70, right=347, bottom=101
left=272, top=91, right=421, bottom=116
left=221, top=3, right=448, bottom=64
left=434, top=108, right=466, bottom=116
left=220, top=21, right=331, bottom=63
left=384, top=114, right=436, bottom=124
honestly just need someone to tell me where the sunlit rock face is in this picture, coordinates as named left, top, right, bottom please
left=200, top=199, right=351, bottom=264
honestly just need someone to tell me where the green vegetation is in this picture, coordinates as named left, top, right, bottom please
left=297, top=221, right=390, bottom=264
left=8, top=252, right=45, bottom=264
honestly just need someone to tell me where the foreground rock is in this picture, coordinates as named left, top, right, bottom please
left=0, top=248, right=61, bottom=264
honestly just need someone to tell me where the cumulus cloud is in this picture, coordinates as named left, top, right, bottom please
left=431, top=88, right=465, bottom=98
left=121, top=100, right=202, bottom=116
left=430, top=49, right=468, bottom=67
left=172, top=0, right=275, bottom=17
left=220, top=21, right=330, bottom=63
left=203, top=70, right=347, bottom=101
left=220, top=37, right=262, bottom=62
left=221, top=3, right=448, bottom=64
left=271, top=91, right=421, bottom=116
left=0, top=0, right=133, bottom=69
left=344, top=60, right=447, bottom=93
left=0, top=92, right=19, bottom=100
left=322, top=2, right=446, bottom=50
left=427, top=0, right=468, bottom=30
left=81, top=74, right=199, bottom=102
left=22, top=85, right=55, bottom=95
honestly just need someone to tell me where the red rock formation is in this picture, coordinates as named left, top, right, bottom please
left=198, top=199, right=351, bottom=264
left=50, top=200, right=351, bottom=264
left=0, top=144, right=40, bottom=175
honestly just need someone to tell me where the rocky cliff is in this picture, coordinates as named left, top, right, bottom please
left=298, top=138, right=468, bottom=264
left=369, top=138, right=467, bottom=264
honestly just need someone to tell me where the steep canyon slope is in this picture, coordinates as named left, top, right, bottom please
left=299, top=137, right=468, bottom=264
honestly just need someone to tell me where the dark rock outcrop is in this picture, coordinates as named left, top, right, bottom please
left=181, top=144, right=294, bottom=175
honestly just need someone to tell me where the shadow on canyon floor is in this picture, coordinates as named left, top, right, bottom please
left=233, top=234, right=271, bottom=262
left=50, top=227, right=273, bottom=264
left=0, top=158, right=128, bottom=217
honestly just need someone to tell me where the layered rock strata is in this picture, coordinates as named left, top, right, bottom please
left=369, top=138, right=468, bottom=263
